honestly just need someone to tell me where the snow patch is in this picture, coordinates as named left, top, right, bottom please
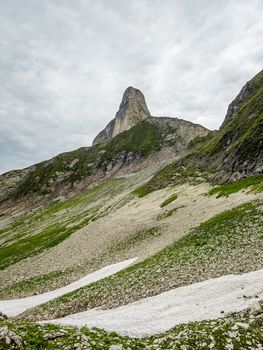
left=44, top=269, right=263, bottom=337
left=0, top=258, right=137, bottom=317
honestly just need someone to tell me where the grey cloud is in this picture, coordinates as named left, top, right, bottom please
left=0, top=0, right=262, bottom=174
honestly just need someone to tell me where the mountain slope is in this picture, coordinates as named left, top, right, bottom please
left=0, top=112, right=209, bottom=215
left=200, top=69, right=263, bottom=176
left=0, top=71, right=263, bottom=350
left=144, top=70, right=263, bottom=191
left=20, top=199, right=263, bottom=321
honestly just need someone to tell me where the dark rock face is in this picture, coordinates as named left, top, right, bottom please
left=221, top=69, right=263, bottom=129
left=221, top=81, right=254, bottom=128
left=218, top=71, right=263, bottom=177
left=99, top=151, right=141, bottom=175
left=96, top=117, right=209, bottom=177
left=92, top=87, right=150, bottom=145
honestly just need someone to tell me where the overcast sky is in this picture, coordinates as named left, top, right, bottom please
left=0, top=0, right=262, bottom=174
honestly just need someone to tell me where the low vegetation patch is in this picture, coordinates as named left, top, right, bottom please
left=157, top=205, right=185, bottom=220
left=0, top=179, right=125, bottom=270
left=101, top=120, right=163, bottom=161
left=145, top=163, right=205, bottom=191
left=14, top=147, right=102, bottom=197
left=160, top=193, right=178, bottom=207
left=208, top=174, right=263, bottom=197
left=0, top=206, right=100, bottom=270
left=0, top=270, right=66, bottom=299
left=132, top=185, right=153, bottom=198
left=22, top=200, right=263, bottom=321
left=108, top=227, right=161, bottom=255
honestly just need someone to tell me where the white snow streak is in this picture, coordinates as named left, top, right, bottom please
left=44, top=269, right=263, bottom=337
left=0, top=258, right=137, bottom=317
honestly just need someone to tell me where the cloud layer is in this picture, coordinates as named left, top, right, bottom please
left=0, top=0, right=262, bottom=174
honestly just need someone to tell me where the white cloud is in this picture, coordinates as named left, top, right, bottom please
left=0, top=0, right=262, bottom=173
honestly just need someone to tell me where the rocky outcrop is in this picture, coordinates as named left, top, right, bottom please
left=148, top=116, right=209, bottom=152
left=221, top=81, right=254, bottom=129
left=0, top=169, right=30, bottom=203
left=221, top=69, right=263, bottom=129
left=0, top=326, right=22, bottom=348
left=95, top=117, right=209, bottom=179
left=92, top=87, right=150, bottom=145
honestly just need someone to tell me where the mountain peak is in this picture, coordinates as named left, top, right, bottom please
left=92, top=87, right=150, bottom=145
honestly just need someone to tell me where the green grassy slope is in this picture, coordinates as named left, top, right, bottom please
left=14, top=146, right=101, bottom=197
left=0, top=225, right=161, bottom=298
left=208, top=174, right=263, bottom=197
left=100, top=120, right=163, bottom=161
left=22, top=200, right=263, bottom=321
left=0, top=179, right=124, bottom=269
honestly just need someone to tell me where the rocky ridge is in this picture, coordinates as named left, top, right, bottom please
left=0, top=89, right=209, bottom=214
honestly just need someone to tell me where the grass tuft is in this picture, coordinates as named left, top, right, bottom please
left=208, top=174, right=263, bottom=197
left=157, top=205, right=185, bottom=220
left=160, top=193, right=178, bottom=207
left=132, top=185, right=153, bottom=198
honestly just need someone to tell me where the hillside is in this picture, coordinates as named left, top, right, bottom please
left=0, top=71, right=263, bottom=350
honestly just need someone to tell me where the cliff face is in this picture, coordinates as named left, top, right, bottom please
left=214, top=69, right=263, bottom=178
left=146, top=69, right=263, bottom=190
left=92, top=87, right=150, bottom=145
left=221, top=69, right=263, bottom=129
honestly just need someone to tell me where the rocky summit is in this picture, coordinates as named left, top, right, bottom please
left=92, top=86, right=150, bottom=145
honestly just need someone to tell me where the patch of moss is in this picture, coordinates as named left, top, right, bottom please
left=160, top=193, right=178, bottom=207
left=108, top=227, right=161, bottom=254
left=208, top=174, right=263, bottom=197
left=100, top=120, right=163, bottom=162
left=157, top=205, right=185, bottom=220
left=132, top=185, right=153, bottom=197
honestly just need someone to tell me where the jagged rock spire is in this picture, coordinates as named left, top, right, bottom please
left=92, top=86, right=150, bottom=145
